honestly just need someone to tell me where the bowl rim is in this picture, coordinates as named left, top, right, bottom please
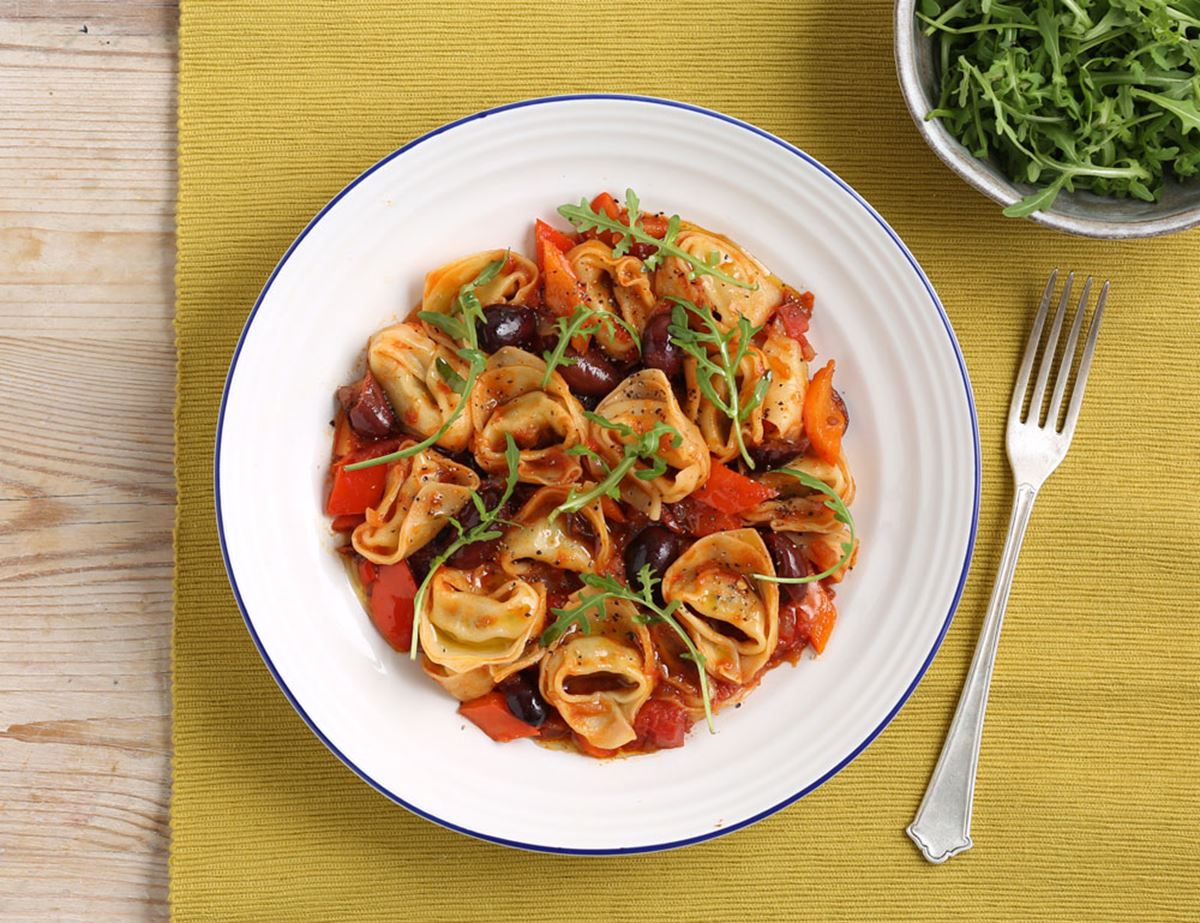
left=893, top=0, right=1200, bottom=240
left=213, top=93, right=982, bottom=855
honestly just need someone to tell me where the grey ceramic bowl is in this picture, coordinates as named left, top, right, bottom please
left=894, top=0, right=1200, bottom=238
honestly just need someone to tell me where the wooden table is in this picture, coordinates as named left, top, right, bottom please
left=0, top=3, right=176, bottom=919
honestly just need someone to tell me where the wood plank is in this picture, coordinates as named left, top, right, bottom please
left=0, top=2, right=177, bottom=920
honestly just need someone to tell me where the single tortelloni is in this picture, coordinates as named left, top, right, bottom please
left=418, top=566, right=547, bottom=701
left=653, top=224, right=782, bottom=331
left=499, top=485, right=612, bottom=576
left=757, top=330, right=809, bottom=443
left=420, top=249, right=539, bottom=318
left=351, top=449, right=481, bottom=565
left=742, top=451, right=856, bottom=533
left=684, top=344, right=769, bottom=463
left=662, top=529, right=780, bottom=686
left=589, top=369, right=710, bottom=519
left=367, top=322, right=473, bottom=452
left=565, top=240, right=656, bottom=360
left=539, top=598, right=657, bottom=750
left=469, top=347, right=587, bottom=485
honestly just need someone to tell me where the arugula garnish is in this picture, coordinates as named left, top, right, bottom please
left=551, top=412, right=683, bottom=520
left=541, top=302, right=641, bottom=387
left=557, top=188, right=757, bottom=290
left=667, top=296, right=770, bottom=469
left=920, top=0, right=1200, bottom=216
left=406, top=433, right=521, bottom=660
left=752, top=467, right=856, bottom=586
left=345, top=253, right=507, bottom=471
left=541, top=565, right=715, bottom=733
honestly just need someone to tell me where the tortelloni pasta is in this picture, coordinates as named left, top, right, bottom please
left=421, top=249, right=539, bottom=318
left=470, top=347, right=587, bottom=485
left=589, top=369, right=710, bottom=519
left=662, top=529, right=780, bottom=686
left=499, top=485, right=611, bottom=576
left=327, top=190, right=859, bottom=758
left=539, top=598, right=657, bottom=750
left=352, top=449, right=480, bottom=564
left=418, top=566, right=547, bottom=700
left=743, top=452, right=856, bottom=533
left=653, top=224, right=782, bottom=331
left=684, top=345, right=769, bottom=463
left=758, top=330, right=809, bottom=443
left=367, top=322, right=473, bottom=452
left=566, top=240, right=656, bottom=359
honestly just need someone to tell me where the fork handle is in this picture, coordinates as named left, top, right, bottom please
left=906, top=482, right=1038, bottom=863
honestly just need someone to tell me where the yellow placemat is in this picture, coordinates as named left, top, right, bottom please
left=173, top=2, right=1200, bottom=919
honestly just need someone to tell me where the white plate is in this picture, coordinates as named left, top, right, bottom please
left=216, top=95, right=980, bottom=854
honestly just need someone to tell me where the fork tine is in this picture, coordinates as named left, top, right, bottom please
left=1010, top=270, right=1059, bottom=422
left=1045, top=276, right=1092, bottom=429
left=1027, top=272, right=1073, bottom=424
left=1060, top=281, right=1108, bottom=439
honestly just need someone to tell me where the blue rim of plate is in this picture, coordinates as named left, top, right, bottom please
left=213, top=93, right=982, bottom=856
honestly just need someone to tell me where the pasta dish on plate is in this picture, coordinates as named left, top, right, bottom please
left=323, top=190, right=859, bottom=758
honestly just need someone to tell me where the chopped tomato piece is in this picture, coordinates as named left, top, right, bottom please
left=356, top=557, right=379, bottom=589
left=590, top=191, right=622, bottom=219
left=774, top=287, right=813, bottom=335
left=798, top=581, right=838, bottom=654
left=691, top=461, right=778, bottom=514
left=803, top=360, right=847, bottom=465
left=774, top=288, right=816, bottom=359
left=326, top=462, right=387, bottom=516
left=331, top=408, right=366, bottom=461
left=324, top=440, right=399, bottom=517
left=634, top=699, right=691, bottom=750
left=580, top=192, right=633, bottom=250
left=776, top=602, right=803, bottom=655
left=662, top=496, right=743, bottom=537
left=638, top=211, right=669, bottom=239
left=367, top=561, right=416, bottom=651
left=534, top=218, right=577, bottom=257
left=459, top=692, right=540, bottom=743
left=331, top=513, right=365, bottom=533
left=539, top=233, right=584, bottom=316
left=777, top=301, right=811, bottom=339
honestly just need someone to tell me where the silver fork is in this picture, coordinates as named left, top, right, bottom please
left=906, top=270, right=1109, bottom=864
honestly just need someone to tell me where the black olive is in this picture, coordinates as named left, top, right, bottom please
left=557, top=347, right=621, bottom=397
left=575, top=391, right=602, bottom=411
left=405, top=543, right=436, bottom=584
left=641, top=312, right=683, bottom=379
left=477, top=304, right=538, bottom=353
left=336, top=371, right=396, bottom=438
left=760, top=531, right=809, bottom=603
left=445, top=537, right=500, bottom=570
left=567, top=512, right=596, bottom=544
left=441, top=480, right=514, bottom=569
left=832, top=388, right=850, bottom=432
left=624, top=525, right=687, bottom=597
left=504, top=677, right=547, bottom=727
left=747, top=436, right=810, bottom=470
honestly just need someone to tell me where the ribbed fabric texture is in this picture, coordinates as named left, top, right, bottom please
left=174, top=2, right=1200, bottom=920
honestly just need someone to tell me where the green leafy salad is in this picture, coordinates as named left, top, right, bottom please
left=919, top=0, right=1200, bottom=216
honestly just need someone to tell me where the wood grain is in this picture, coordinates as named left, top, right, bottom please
left=0, top=2, right=176, bottom=920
